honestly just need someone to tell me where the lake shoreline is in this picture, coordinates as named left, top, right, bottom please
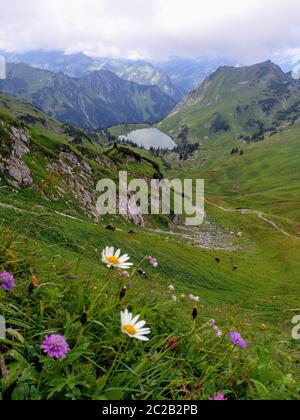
left=119, top=127, right=176, bottom=150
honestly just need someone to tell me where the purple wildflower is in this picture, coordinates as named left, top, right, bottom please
left=229, top=331, right=248, bottom=349
left=0, top=272, right=16, bottom=293
left=209, top=392, right=227, bottom=401
left=41, top=334, right=70, bottom=359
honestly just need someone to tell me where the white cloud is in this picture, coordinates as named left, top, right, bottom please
left=1, top=0, right=300, bottom=63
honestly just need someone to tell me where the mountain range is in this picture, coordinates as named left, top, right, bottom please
left=3, top=48, right=300, bottom=95
left=0, top=63, right=176, bottom=129
left=2, top=59, right=300, bottom=136
left=2, top=50, right=231, bottom=98
left=2, top=51, right=183, bottom=101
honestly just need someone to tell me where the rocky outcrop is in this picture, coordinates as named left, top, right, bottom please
left=117, top=192, right=146, bottom=227
left=124, top=153, right=141, bottom=164
left=95, top=156, right=116, bottom=170
left=127, top=195, right=146, bottom=226
left=0, top=127, right=33, bottom=189
left=47, top=151, right=100, bottom=222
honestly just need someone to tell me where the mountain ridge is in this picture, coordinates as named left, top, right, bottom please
left=161, top=60, right=300, bottom=142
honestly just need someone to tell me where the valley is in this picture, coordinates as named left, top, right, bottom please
left=0, top=57, right=299, bottom=400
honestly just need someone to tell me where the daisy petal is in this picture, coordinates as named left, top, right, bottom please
left=135, top=321, right=146, bottom=329
left=124, top=309, right=131, bottom=324
left=131, top=314, right=140, bottom=325
left=120, top=263, right=133, bottom=268
left=135, top=335, right=150, bottom=342
left=137, top=329, right=151, bottom=335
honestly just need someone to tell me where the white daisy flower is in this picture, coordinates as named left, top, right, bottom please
left=121, top=309, right=151, bottom=341
left=102, top=247, right=133, bottom=270
left=169, top=285, right=175, bottom=291
left=171, top=295, right=177, bottom=302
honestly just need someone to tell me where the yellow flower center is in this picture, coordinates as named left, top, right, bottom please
left=107, top=256, right=120, bottom=266
left=123, top=324, right=137, bottom=335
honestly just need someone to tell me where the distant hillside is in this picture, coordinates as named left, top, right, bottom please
left=0, top=63, right=176, bottom=129
left=160, top=60, right=300, bottom=142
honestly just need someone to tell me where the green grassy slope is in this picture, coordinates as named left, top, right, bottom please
left=0, top=94, right=62, bottom=133
left=163, top=126, right=300, bottom=224
left=159, top=61, right=300, bottom=141
left=0, top=191, right=299, bottom=400
left=0, top=95, right=166, bottom=221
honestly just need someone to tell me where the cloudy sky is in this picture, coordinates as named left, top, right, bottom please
left=1, top=0, right=300, bottom=63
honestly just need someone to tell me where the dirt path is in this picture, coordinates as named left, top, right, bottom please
left=1, top=199, right=299, bottom=242
left=0, top=202, right=90, bottom=224
left=205, top=199, right=300, bottom=240
left=0, top=202, right=24, bottom=213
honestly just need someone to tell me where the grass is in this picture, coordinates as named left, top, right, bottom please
left=159, top=119, right=300, bottom=226
left=0, top=94, right=62, bottom=133
left=0, top=205, right=299, bottom=400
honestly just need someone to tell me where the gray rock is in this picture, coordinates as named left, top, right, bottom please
left=11, top=127, right=30, bottom=158
left=47, top=151, right=101, bottom=222
left=0, top=127, right=33, bottom=189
